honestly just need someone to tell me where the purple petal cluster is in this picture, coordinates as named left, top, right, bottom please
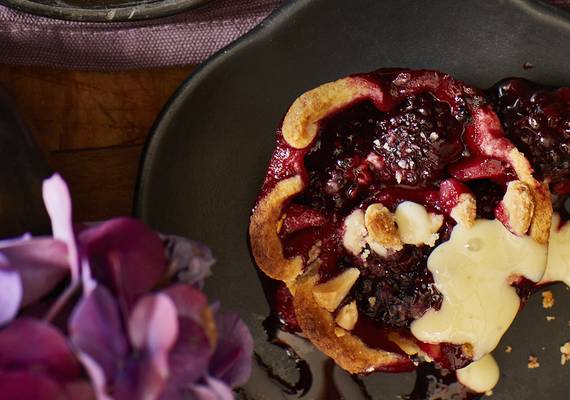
left=0, top=174, right=253, bottom=400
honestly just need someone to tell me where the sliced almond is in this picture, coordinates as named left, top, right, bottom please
left=499, top=180, right=535, bottom=236
left=335, top=301, right=358, bottom=331
left=450, top=193, right=476, bottom=227
left=388, top=332, right=420, bottom=356
left=395, top=201, right=443, bottom=247
left=365, top=203, right=403, bottom=251
left=343, top=210, right=367, bottom=256
left=312, top=268, right=360, bottom=312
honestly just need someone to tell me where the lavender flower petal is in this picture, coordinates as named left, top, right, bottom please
left=128, top=294, right=179, bottom=378
left=161, top=285, right=215, bottom=392
left=63, top=380, right=97, bottom=400
left=79, top=218, right=167, bottom=309
left=0, top=318, right=81, bottom=381
left=209, top=312, right=253, bottom=388
left=75, top=352, right=112, bottom=400
left=161, top=235, right=215, bottom=289
left=114, top=294, right=179, bottom=400
left=163, top=284, right=210, bottom=323
left=166, top=317, right=213, bottom=388
left=69, top=286, right=128, bottom=382
left=0, top=265, right=22, bottom=326
left=1, top=238, right=69, bottom=306
left=42, top=174, right=79, bottom=282
left=188, top=377, right=234, bottom=400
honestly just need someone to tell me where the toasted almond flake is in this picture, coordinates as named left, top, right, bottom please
left=542, top=290, right=555, bottom=309
left=528, top=355, right=540, bottom=369
left=365, top=203, right=403, bottom=251
left=312, top=268, right=360, bottom=312
left=335, top=301, right=358, bottom=331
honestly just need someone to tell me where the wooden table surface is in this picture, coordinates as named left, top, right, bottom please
left=0, top=65, right=194, bottom=222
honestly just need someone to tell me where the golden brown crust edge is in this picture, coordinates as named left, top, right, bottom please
left=293, top=271, right=409, bottom=374
left=282, top=77, right=379, bottom=149
left=249, top=175, right=305, bottom=283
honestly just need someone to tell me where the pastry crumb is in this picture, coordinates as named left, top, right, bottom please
left=546, top=315, right=556, bottom=322
left=542, top=290, right=554, bottom=309
left=560, top=342, right=570, bottom=366
left=485, top=390, right=493, bottom=397
left=505, top=345, right=512, bottom=353
left=334, top=327, right=347, bottom=337
left=528, top=355, right=540, bottom=369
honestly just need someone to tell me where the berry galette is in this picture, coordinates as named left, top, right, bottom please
left=249, top=69, right=552, bottom=388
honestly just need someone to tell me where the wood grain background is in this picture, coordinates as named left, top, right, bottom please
left=0, top=66, right=194, bottom=221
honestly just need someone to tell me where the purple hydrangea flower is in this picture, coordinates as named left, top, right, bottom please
left=0, top=174, right=253, bottom=399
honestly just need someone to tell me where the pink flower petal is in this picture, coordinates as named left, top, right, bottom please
left=42, top=174, right=79, bottom=282
left=209, top=312, right=253, bottom=388
left=79, top=218, right=167, bottom=310
left=187, top=377, right=234, bottom=400
left=162, top=284, right=209, bottom=323
left=0, top=264, right=22, bottom=326
left=1, top=238, right=69, bottom=306
left=128, top=294, right=179, bottom=378
left=0, top=370, right=62, bottom=400
left=113, top=294, right=179, bottom=400
left=0, top=318, right=81, bottom=381
left=74, top=352, right=112, bottom=400
left=69, top=286, right=128, bottom=382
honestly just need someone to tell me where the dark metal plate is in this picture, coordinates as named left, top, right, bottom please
left=135, top=1, right=570, bottom=398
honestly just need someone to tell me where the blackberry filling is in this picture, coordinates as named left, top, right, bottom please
left=374, top=93, right=464, bottom=186
left=352, top=245, right=442, bottom=328
left=273, top=94, right=507, bottom=372
left=489, top=78, right=570, bottom=183
left=491, top=79, right=570, bottom=298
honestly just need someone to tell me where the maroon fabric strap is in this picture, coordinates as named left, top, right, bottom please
left=0, top=0, right=567, bottom=71
left=0, top=0, right=283, bottom=70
